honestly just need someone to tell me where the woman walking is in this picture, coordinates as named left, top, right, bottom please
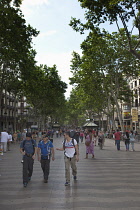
left=129, top=130, right=135, bottom=151
left=85, top=129, right=94, bottom=159
left=124, top=131, right=130, bottom=151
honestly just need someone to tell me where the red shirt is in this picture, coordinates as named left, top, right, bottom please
left=114, top=132, right=121, bottom=140
left=92, top=130, right=96, bottom=134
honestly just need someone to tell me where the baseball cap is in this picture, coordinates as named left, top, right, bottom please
left=43, top=135, right=49, bottom=138
left=26, top=133, right=32, bottom=137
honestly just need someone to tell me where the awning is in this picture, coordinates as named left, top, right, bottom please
left=52, top=124, right=60, bottom=128
left=83, top=121, right=98, bottom=127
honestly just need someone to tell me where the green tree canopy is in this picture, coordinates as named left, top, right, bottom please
left=70, top=0, right=140, bottom=59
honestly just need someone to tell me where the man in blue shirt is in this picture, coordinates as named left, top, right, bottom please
left=20, top=133, right=37, bottom=187
left=37, top=135, right=55, bottom=183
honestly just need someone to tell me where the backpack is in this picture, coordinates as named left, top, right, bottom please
left=98, top=136, right=103, bottom=143
left=39, top=140, right=52, bottom=155
left=70, top=131, right=76, bottom=138
left=22, top=139, right=35, bottom=154
left=63, top=138, right=77, bottom=155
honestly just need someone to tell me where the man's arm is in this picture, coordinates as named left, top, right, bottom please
left=51, top=147, right=55, bottom=161
left=75, top=144, right=79, bottom=162
left=37, top=147, right=41, bottom=161
left=32, top=147, right=37, bottom=159
left=20, top=148, right=25, bottom=156
left=56, top=147, right=64, bottom=151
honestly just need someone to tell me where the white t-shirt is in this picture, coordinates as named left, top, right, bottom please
left=8, top=134, right=12, bottom=141
left=64, top=138, right=77, bottom=158
left=1, top=132, right=9, bottom=142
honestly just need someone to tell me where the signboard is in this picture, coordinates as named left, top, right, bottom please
left=132, top=109, right=138, bottom=122
left=31, top=125, right=38, bottom=131
left=123, top=112, right=131, bottom=116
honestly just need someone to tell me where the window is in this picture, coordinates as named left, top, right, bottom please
left=123, top=105, right=129, bottom=110
left=135, top=99, right=138, bottom=107
left=135, top=80, right=137, bottom=87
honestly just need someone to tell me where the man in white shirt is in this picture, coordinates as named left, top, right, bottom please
left=1, top=130, right=9, bottom=152
left=56, top=131, right=79, bottom=186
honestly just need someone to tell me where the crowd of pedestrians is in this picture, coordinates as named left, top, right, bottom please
left=0, top=127, right=139, bottom=187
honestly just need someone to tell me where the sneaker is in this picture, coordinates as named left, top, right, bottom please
left=23, top=182, right=27, bottom=187
left=65, top=182, right=70, bottom=186
left=21, top=160, right=24, bottom=163
left=44, top=179, right=48, bottom=183
left=73, top=176, right=77, bottom=180
left=28, top=177, right=31, bottom=181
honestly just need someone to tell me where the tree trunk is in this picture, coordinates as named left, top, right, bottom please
left=13, top=94, right=17, bottom=132
left=113, top=96, right=124, bottom=131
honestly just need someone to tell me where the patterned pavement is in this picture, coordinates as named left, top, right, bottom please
left=1, top=137, right=140, bottom=210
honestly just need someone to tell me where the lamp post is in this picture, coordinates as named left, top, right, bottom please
left=4, top=112, right=7, bottom=130
left=101, top=112, right=104, bottom=131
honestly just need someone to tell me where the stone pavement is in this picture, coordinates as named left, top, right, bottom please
left=1, top=137, right=140, bottom=210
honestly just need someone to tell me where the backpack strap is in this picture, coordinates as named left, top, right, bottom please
left=72, top=138, right=75, bottom=148
left=63, top=139, right=66, bottom=151
left=72, top=138, right=77, bottom=155
left=22, top=140, right=26, bottom=150
left=31, top=139, right=35, bottom=154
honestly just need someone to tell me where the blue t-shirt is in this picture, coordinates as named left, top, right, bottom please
left=20, top=139, right=37, bottom=154
left=38, top=140, right=53, bottom=156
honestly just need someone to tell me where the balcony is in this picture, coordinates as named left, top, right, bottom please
left=132, top=103, right=140, bottom=108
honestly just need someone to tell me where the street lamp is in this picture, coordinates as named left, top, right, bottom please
left=4, top=112, right=7, bottom=129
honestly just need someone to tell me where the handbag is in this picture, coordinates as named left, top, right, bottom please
left=85, top=141, right=91, bottom=146
left=0, top=148, right=3, bottom=155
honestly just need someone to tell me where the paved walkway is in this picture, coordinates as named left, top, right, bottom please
left=1, top=137, right=140, bottom=210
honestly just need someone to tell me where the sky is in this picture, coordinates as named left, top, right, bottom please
left=20, top=0, right=137, bottom=98
left=20, top=0, right=88, bottom=98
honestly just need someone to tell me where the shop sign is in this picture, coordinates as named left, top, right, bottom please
left=132, top=109, right=138, bottom=122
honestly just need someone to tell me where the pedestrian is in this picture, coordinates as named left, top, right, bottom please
left=32, top=131, right=38, bottom=142
left=21, top=130, right=26, bottom=141
left=85, top=129, right=94, bottom=158
left=7, top=131, right=12, bottom=151
left=56, top=131, right=79, bottom=186
left=73, top=129, right=80, bottom=145
left=129, top=130, right=135, bottom=151
left=20, top=133, right=37, bottom=187
left=80, top=130, right=84, bottom=143
left=0, top=130, right=9, bottom=153
left=59, top=129, right=62, bottom=137
left=114, top=129, right=122, bottom=151
left=37, top=135, right=55, bottom=183
left=98, top=131, right=105, bottom=149
left=17, top=131, right=21, bottom=143
left=56, top=130, right=59, bottom=138
left=124, top=131, right=130, bottom=151
left=38, top=130, right=42, bottom=141
left=13, top=131, right=17, bottom=144
left=94, top=130, right=98, bottom=146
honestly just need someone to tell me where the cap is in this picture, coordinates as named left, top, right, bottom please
left=43, top=135, right=49, bottom=138
left=26, top=133, right=32, bottom=137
